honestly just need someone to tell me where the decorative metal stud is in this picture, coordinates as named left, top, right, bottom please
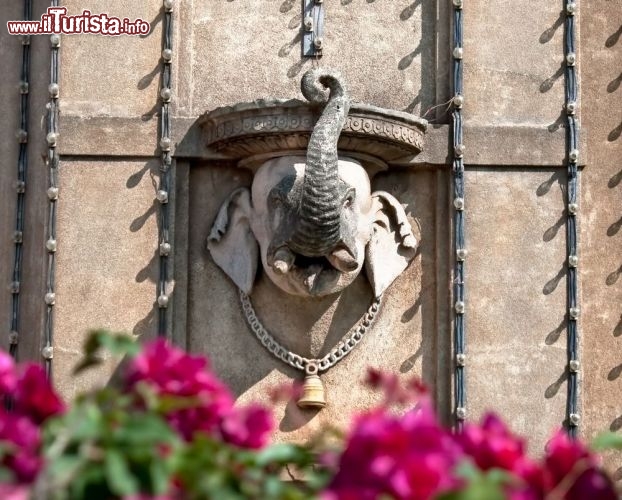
left=160, top=87, right=172, bottom=102
left=19, top=81, right=29, bottom=94
left=15, top=180, right=26, bottom=193
left=566, top=2, right=576, bottom=15
left=456, top=248, right=468, bottom=261
left=569, top=307, right=580, bottom=320
left=456, top=407, right=467, bottom=420
left=48, top=83, right=60, bottom=98
left=569, top=413, right=580, bottom=426
left=50, top=34, right=61, bottom=47
left=453, top=47, right=463, bottom=60
left=160, top=137, right=172, bottom=151
left=162, top=48, right=173, bottom=62
left=453, top=94, right=464, bottom=108
left=159, top=242, right=171, bottom=256
left=455, top=301, right=465, bottom=314
left=304, top=16, right=314, bottom=31
left=47, top=187, right=59, bottom=200
left=46, top=239, right=57, bottom=253
left=569, top=360, right=580, bottom=373
left=157, top=294, right=169, bottom=308
left=9, top=331, right=19, bottom=345
left=453, top=0, right=463, bottom=8
left=456, top=353, right=466, bottom=367
left=568, top=202, right=578, bottom=215
left=10, top=282, right=20, bottom=294
left=568, top=255, right=578, bottom=268
left=566, top=52, right=576, bottom=66
left=46, top=132, right=58, bottom=147
left=453, top=197, right=465, bottom=210
left=41, top=346, right=54, bottom=360
left=566, top=101, right=577, bottom=115
left=313, top=38, right=323, bottom=51
left=17, top=129, right=28, bottom=143
left=454, top=144, right=465, bottom=157
left=163, top=0, right=174, bottom=11
left=13, top=231, right=23, bottom=244
left=44, top=292, right=56, bottom=305
left=568, top=149, right=579, bottom=162
left=156, top=190, right=169, bottom=204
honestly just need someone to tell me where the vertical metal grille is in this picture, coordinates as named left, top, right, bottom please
left=451, top=0, right=466, bottom=431
left=157, top=0, right=175, bottom=337
left=43, top=1, right=62, bottom=377
left=9, top=0, right=33, bottom=360
left=563, top=0, right=580, bottom=438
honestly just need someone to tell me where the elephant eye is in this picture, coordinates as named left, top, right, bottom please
left=343, top=193, right=355, bottom=209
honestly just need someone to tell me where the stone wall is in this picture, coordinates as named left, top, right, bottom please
left=0, top=0, right=620, bottom=475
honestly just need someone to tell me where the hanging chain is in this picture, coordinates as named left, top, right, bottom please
left=9, top=0, right=33, bottom=360
left=42, top=0, right=61, bottom=378
left=156, top=0, right=174, bottom=337
left=239, top=290, right=381, bottom=375
left=451, top=0, right=467, bottom=431
left=563, top=0, right=580, bottom=438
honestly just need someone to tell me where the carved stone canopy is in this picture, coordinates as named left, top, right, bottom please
left=198, top=98, right=427, bottom=173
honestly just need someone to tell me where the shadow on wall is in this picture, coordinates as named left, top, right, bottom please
left=535, top=169, right=569, bottom=407
left=127, top=160, right=160, bottom=338
left=276, top=0, right=436, bottom=117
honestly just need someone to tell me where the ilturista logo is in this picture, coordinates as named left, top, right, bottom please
left=7, top=7, right=150, bottom=36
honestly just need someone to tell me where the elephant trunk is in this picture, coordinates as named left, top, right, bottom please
left=288, top=68, right=351, bottom=257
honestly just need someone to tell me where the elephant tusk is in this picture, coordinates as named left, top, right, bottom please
left=328, top=247, right=358, bottom=273
left=270, top=247, right=295, bottom=274
left=273, top=260, right=290, bottom=275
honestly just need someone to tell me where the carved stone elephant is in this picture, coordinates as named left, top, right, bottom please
left=207, top=69, right=418, bottom=298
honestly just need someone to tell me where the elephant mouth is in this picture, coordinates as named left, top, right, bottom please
left=290, top=254, right=339, bottom=294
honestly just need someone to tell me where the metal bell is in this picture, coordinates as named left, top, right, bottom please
left=297, top=374, right=326, bottom=409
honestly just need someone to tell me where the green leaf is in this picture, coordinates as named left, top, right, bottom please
left=591, top=431, right=622, bottom=451
left=104, top=448, right=140, bottom=496
left=256, top=443, right=308, bottom=466
left=73, top=330, right=140, bottom=375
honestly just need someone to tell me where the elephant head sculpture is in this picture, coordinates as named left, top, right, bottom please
left=207, top=69, right=418, bottom=298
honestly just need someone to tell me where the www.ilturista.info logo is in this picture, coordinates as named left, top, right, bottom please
left=7, top=7, right=150, bottom=36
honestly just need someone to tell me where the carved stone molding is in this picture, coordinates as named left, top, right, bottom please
left=198, top=99, right=427, bottom=167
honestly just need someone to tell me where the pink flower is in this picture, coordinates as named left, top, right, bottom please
left=0, top=484, right=30, bottom=500
left=220, top=404, right=273, bottom=449
left=0, top=351, right=17, bottom=395
left=126, top=340, right=273, bottom=447
left=457, top=414, right=544, bottom=497
left=13, top=364, right=65, bottom=425
left=544, top=432, right=617, bottom=499
left=0, top=412, right=42, bottom=483
left=325, top=398, right=462, bottom=500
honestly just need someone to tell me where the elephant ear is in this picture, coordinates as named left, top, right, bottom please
left=365, top=191, right=418, bottom=298
left=207, top=187, right=258, bottom=295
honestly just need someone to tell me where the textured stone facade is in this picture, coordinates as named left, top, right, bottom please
left=0, top=0, right=620, bottom=477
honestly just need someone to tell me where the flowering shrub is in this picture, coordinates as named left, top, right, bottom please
left=0, top=332, right=618, bottom=499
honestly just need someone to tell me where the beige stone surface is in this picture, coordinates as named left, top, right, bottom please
left=53, top=160, right=159, bottom=397
left=1, top=0, right=619, bottom=479
left=580, top=0, right=622, bottom=479
left=188, top=0, right=440, bottom=115
left=464, top=1, right=565, bottom=126
left=187, top=164, right=449, bottom=442
left=60, top=0, right=162, bottom=118
left=466, top=168, right=568, bottom=452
